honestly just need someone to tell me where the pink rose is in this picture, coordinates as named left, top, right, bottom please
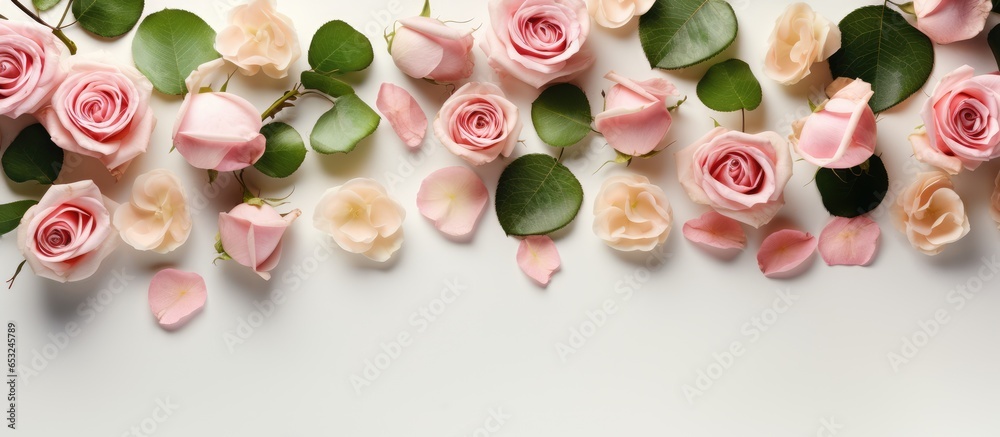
left=219, top=203, right=300, bottom=280
left=433, top=82, right=522, bottom=165
left=913, top=0, right=991, bottom=45
left=910, top=65, right=1000, bottom=174
left=173, top=59, right=265, bottom=172
left=481, top=0, right=595, bottom=88
left=0, top=21, right=65, bottom=118
left=676, top=127, right=792, bottom=228
left=790, top=78, right=877, bottom=169
left=36, top=53, right=155, bottom=179
left=215, top=0, right=301, bottom=79
left=594, top=71, right=678, bottom=157
left=389, top=17, right=475, bottom=83
left=17, top=180, right=119, bottom=283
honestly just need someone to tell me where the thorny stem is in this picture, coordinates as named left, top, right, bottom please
left=261, top=85, right=302, bottom=121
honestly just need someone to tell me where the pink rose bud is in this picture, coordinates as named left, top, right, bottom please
left=389, top=17, right=475, bottom=83
left=0, top=20, right=65, bottom=118
left=218, top=203, right=300, bottom=280
left=595, top=71, right=678, bottom=157
left=790, top=78, right=877, bottom=169
left=913, top=0, right=991, bottom=45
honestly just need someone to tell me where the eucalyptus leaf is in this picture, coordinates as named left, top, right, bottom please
left=308, top=20, right=374, bottom=74
left=639, top=0, right=738, bottom=70
left=697, top=59, right=762, bottom=112
left=255, top=123, right=307, bottom=178
left=0, top=200, right=38, bottom=236
left=132, top=9, right=219, bottom=95
left=33, top=0, right=61, bottom=11
left=989, top=23, right=1000, bottom=70
left=828, top=5, right=933, bottom=113
left=301, top=71, right=355, bottom=98
left=495, top=154, right=584, bottom=236
left=1, top=124, right=64, bottom=185
left=531, top=83, right=592, bottom=147
left=310, top=94, right=380, bottom=154
left=815, top=155, right=888, bottom=218
left=72, top=0, right=143, bottom=38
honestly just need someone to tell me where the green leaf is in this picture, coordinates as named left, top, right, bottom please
left=132, top=9, right=220, bottom=95
left=0, top=200, right=38, bottom=236
left=531, top=83, right=592, bottom=148
left=495, top=154, right=584, bottom=236
left=308, top=20, right=374, bottom=74
left=815, top=155, right=889, bottom=218
left=310, top=94, right=380, bottom=154
left=33, top=0, right=61, bottom=11
left=696, top=59, right=762, bottom=112
left=255, top=122, right=307, bottom=178
left=301, top=71, right=355, bottom=98
left=72, top=0, right=143, bottom=38
left=989, top=24, right=1000, bottom=70
left=639, top=0, right=738, bottom=70
left=994, top=0, right=1000, bottom=13
left=828, top=6, right=933, bottom=113
left=1, top=124, right=64, bottom=185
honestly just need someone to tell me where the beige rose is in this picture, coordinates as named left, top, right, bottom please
left=764, top=2, right=841, bottom=86
left=588, top=0, right=654, bottom=28
left=891, top=171, right=970, bottom=255
left=215, top=0, right=301, bottom=79
left=113, top=169, right=192, bottom=254
left=313, top=178, right=405, bottom=262
left=593, top=174, right=672, bottom=252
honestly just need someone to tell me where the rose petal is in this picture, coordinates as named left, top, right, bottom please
left=148, top=268, right=207, bottom=329
left=516, top=235, right=561, bottom=286
left=682, top=210, right=747, bottom=250
left=757, top=229, right=817, bottom=278
left=417, top=167, right=488, bottom=237
left=376, top=83, right=428, bottom=148
left=818, top=216, right=880, bottom=266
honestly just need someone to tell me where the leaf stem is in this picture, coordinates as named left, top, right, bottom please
left=9, top=0, right=51, bottom=28
left=261, top=86, right=302, bottom=121
left=56, top=0, right=73, bottom=28
left=6, top=260, right=25, bottom=289
left=741, top=109, right=746, bottom=133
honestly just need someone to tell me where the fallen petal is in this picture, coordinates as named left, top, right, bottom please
left=682, top=210, right=747, bottom=250
left=517, top=236, right=561, bottom=286
left=757, top=229, right=817, bottom=278
left=417, top=166, right=488, bottom=236
left=819, top=216, right=880, bottom=266
left=376, top=82, right=427, bottom=148
left=148, top=269, right=207, bottom=329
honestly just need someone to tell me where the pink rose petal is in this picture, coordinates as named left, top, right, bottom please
left=376, top=83, right=427, bottom=148
left=148, top=269, right=207, bottom=329
left=819, top=216, right=880, bottom=266
left=757, top=229, right=817, bottom=278
left=682, top=211, right=747, bottom=250
left=417, top=166, right=488, bottom=236
left=517, top=236, right=561, bottom=286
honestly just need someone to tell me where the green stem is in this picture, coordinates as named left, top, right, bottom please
left=56, top=0, right=73, bottom=28
left=261, top=86, right=302, bottom=121
left=6, top=260, right=25, bottom=290
left=52, top=28, right=76, bottom=54
left=10, top=0, right=52, bottom=27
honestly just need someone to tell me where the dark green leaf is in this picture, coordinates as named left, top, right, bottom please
left=132, top=9, right=220, bottom=95
left=255, top=122, right=307, bottom=178
left=308, top=20, right=374, bottom=74
left=815, top=155, right=889, bottom=218
left=310, top=94, right=380, bottom=154
left=495, top=154, right=584, bottom=236
left=989, top=24, right=1000, bottom=70
left=0, top=200, right=38, bottom=236
left=1, top=124, right=64, bottom=185
left=697, top=59, right=762, bottom=112
left=639, top=0, right=738, bottom=70
left=531, top=83, right=592, bottom=147
left=72, top=0, right=143, bottom=38
left=828, top=6, right=933, bottom=113
left=994, top=0, right=1000, bottom=13
left=301, top=71, right=355, bottom=98
left=33, top=0, right=61, bottom=11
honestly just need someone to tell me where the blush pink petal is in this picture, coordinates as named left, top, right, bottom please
left=756, top=229, right=817, bottom=278
left=376, top=83, right=427, bottom=149
left=818, top=216, right=880, bottom=266
left=682, top=210, right=747, bottom=250
left=417, top=166, right=489, bottom=237
left=914, top=0, right=991, bottom=45
left=792, top=79, right=877, bottom=169
left=516, top=235, right=561, bottom=286
left=148, top=268, right=207, bottom=329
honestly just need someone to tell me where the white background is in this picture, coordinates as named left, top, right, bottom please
left=2, top=0, right=1000, bottom=435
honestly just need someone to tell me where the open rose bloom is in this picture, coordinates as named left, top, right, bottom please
left=113, top=169, right=192, bottom=254
left=0, top=20, right=65, bottom=118
left=219, top=203, right=300, bottom=280
left=892, top=171, right=970, bottom=255
left=595, top=71, right=678, bottom=157
left=588, top=0, right=654, bottom=28
left=593, top=174, right=673, bottom=252
left=313, top=178, right=405, bottom=262
left=763, top=2, right=840, bottom=86
left=791, top=78, right=877, bottom=169
left=389, top=17, right=475, bottom=83
left=913, top=0, right=991, bottom=45
left=433, top=82, right=522, bottom=165
left=215, top=0, right=301, bottom=79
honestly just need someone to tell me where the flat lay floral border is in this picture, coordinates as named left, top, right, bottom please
left=1, top=0, right=1000, bottom=328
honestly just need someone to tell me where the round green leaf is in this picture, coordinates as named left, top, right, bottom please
left=639, top=0, right=737, bottom=70
left=828, top=6, right=933, bottom=114
left=697, top=59, right=762, bottom=112
left=815, top=155, right=889, bottom=218
left=308, top=20, right=374, bottom=74
left=1, top=124, right=64, bottom=185
left=310, top=94, right=380, bottom=154
left=0, top=200, right=38, bottom=236
left=531, top=83, right=593, bottom=148
left=301, top=71, right=355, bottom=98
left=255, top=122, right=307, bottom=178
left=72, top=0, right=143, bottom=38
left=132, top=9, right=220, bottom=95
left=495, top=154, right=584, bottom=236
left=33, top=0, right=61, bottom=12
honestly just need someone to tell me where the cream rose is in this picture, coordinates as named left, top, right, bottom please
left=215, top=0, right=301, bottom=79
left=588, top=0, right=654, bottom=28
left=764, top=2, right=841, bottom=86
left=313, top=178, right=405, bottom=262
left=113, top=169, right=192, bottom=254
left=433, top=82, right=521, bottom=166
left=891, top=171, right=970, bottom=255
left=0, top=20, right=65, bottom=118
left=593, top=174, right=672, bottom=252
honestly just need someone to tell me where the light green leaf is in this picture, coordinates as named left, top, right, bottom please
left=308, top=20, right=374, bottom=74
left=495, top=154, right=584, bottom=236
left=697, top=58, right=762, bottom=112
left=815, top=155, right=888, bottom=218
left=639, top=0, right=738, bottom=70
left=33, top=0, right=61, bottom=11
left=828, top=5, right=933, bottom=113
left=132, top=9, right=220, bottom=95
left=0, top=200, right=38, bottom=236
left=72, top=0, right=143, bottom=38
left=1, top=124, right=64, bottom=185
left=531, top=83, right=592, bottom=148
left=301, top=71, right=355, bottom=98
left=310, top=94, right=380, bottom=154
left=255, top=122, right=307, bottom=178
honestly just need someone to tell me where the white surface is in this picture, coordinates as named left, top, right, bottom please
left=2, top=0, right=1000, bottom=435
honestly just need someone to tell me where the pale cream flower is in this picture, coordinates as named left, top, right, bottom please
left=215, top=0, right=301, bottom=79
left=113, top=169, right=192, bottom=254
left=593, top=174, right=672, bottom=252
left=588, top=0, right=654, bottom=28
left=891, top=171, right=970, bottom=255
left=313, top=178, right=405, bottom=262
left=764, top=2, right=841, bottom=85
